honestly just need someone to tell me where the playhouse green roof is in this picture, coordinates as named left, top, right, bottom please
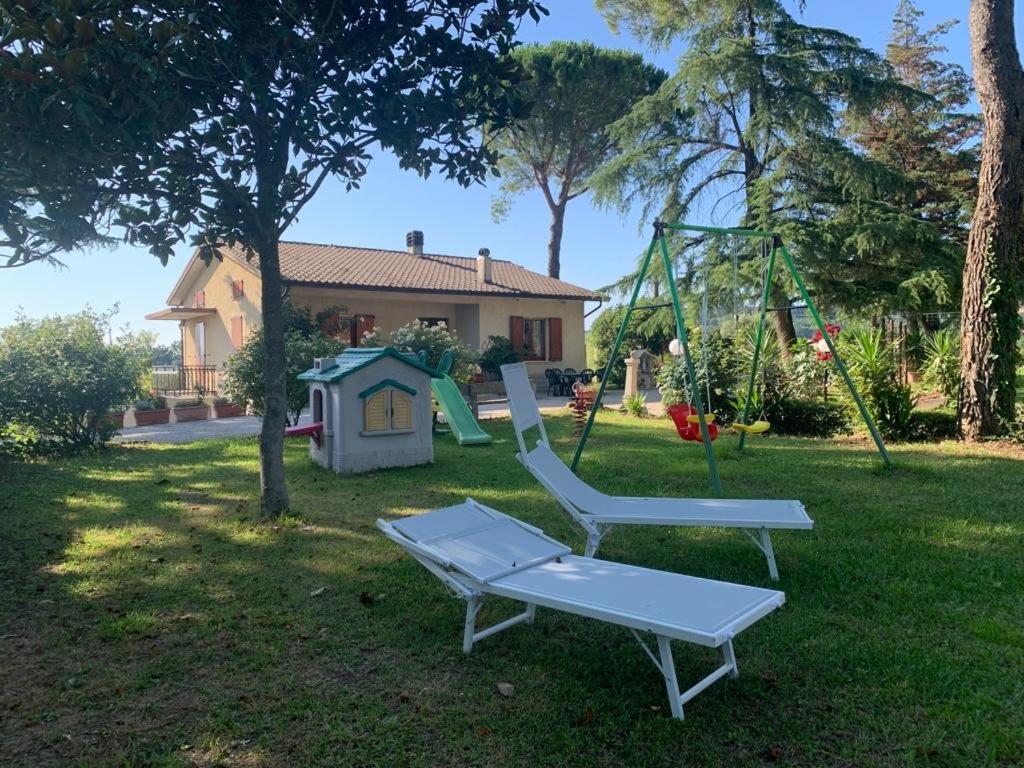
left=297, top=347, right=440, bottom=383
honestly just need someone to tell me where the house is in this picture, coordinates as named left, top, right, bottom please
left=296, top=347, right=440, bottom=474
left=147, top=230, right=601, bottom=392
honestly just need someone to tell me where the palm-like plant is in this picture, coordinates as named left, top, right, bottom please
left=920, top=329, right=960, bottom=406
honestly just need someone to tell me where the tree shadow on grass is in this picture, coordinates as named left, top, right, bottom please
left=1, top=418, right=1022, bottom=766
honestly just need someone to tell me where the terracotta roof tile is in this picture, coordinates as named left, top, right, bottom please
left=220, top=241, right=601, bottom=301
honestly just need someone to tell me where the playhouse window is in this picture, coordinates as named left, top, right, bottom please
left=313, top=389, right=323, bottom=423
left=363, top=389, right=413, bottom=434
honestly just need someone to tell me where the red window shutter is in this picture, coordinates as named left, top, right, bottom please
left=548, top=317, right=563, bottom=361
left=195, top=290, right=205, bottom=308
left=510, top=316, right=525, bottom=355
left=230, top=316, right=243, bottom=349
left=354, top=314, right=375, bottom=346
left=231, top=280, right=244, bottom=299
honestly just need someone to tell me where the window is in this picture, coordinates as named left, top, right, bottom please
left=417, top=317, right=449, bottom=328
left=510, top=316, right=562, bottom=362
left=522, top=318, right=546, bottom=360
left=313, top=389, right=324, bottom=424
left=194, top=290, right=205, bottom=308
left=361, top=383, right=416, bottom=434
left=192, top=322, right=206, bottom=365
left=230, top=316, right=244, bottom=349
left=231, top=280, right=244, bottom=299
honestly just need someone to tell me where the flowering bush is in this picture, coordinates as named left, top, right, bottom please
left=386, top=321, right=479, bottom=384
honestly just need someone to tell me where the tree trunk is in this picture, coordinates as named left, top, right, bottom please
left=769, top=285, right=797, bottom=354
left=959, top=0, right=1024, bottom=440
left=547, top=201, right=566, bottom=279
left=257, top=237, right=291, bottom=518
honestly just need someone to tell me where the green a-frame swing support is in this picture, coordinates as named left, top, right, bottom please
left=571, top=220, right=892, bottom=494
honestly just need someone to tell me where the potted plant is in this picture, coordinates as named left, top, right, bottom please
left=172, top=397, right=209, bottom=422
left=212, top=396, right=244, bottom=418
left=103, top=407, right=128, bottom=429
left=133, top=395, right=170, bottom=426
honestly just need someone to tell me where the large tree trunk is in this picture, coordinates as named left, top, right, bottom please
left=547, top=200, right=566, bottom=279
left=959, top=0, right=1024, bottom=440
left=769, top=285, right=797, bottom=354
left=257, top=237, right=291, bottom=518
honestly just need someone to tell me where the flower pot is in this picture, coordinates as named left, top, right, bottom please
left=134, top=408, right=170, bottom=426
left=213, top=402, right=244, bottom=418
left=173, top=405, right=209, bottom=422
left=103, top=411, right=126, bottom=429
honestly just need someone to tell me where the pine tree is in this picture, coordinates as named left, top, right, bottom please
left=837, top=0, right=980, bottom=326
left=488, top=42, right=664, bottom=278
left=591, top=0, right=909, bottom=352
left=959, top=0, right=1024, bottom=439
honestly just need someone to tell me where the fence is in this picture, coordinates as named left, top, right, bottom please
left=151, top=365, right=220, bottom=395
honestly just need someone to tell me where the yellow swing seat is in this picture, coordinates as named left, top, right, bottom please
left=686, top=413, right=716, bottom=424
left=732, top=420, right=771, bottom=434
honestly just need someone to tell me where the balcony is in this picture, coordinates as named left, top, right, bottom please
left=151, top=365, right=220, bottom=396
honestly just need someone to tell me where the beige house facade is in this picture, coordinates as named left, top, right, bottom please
left=147, top=231, right=601, bottom=390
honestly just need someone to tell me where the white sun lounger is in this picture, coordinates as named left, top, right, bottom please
left=378, top=498, right=785, bottom=719
left=500, top=362, right=813, bottom=579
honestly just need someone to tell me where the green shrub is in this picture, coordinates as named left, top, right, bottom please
left=623, top=392, right=648, bottom=418
left=655, top=329, right=741, bottom=420
left=589, top=304, right=671, bottom=388
left=920, top=328, right=960, bottom=405
left=173, top=398, right=205, bottom=408
left=134, top=395, right=167, bottom=411
left=872, top=383, right=918, bottom=441
left=477, top=335, right=521, bottom=376
left=764, top=398, right=852, bottom=438
left=0, top=309, right=150, bottom=455
left=223, top=328, right=346, bottom=426
left=787, top=338, right=833, bottom=400
left=387, top=320, right=479, bottom=384
left=905, top=410, right=958, bottom=442
left=839, top=327, right=917, bottom=440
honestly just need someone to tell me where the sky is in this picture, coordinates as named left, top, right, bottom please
left=2, top=0, right=1019, bottom=344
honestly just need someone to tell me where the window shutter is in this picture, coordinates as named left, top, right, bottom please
left=548, top=317, right=563, bottom=361
left=355, top=314, right=375, bottom=346
left=510, top=316, right=525, bottom=355
left=391, top=391, right=412, bottom=430
left=364, top=391, right=388, bottom=432
left=195, top=290, right=205, bottom=308
left=230, top=316, right=243, bottom=349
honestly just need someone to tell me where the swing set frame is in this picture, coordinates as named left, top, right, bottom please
left=571, top=221, right=892, bottom=494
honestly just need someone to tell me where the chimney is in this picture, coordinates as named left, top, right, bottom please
left=477, top=247, right=493, bottom=284
left=406, top=230, right=424, bottom=256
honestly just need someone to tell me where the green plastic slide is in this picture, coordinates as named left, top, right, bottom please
left=431, top=374, right=492, bottom=446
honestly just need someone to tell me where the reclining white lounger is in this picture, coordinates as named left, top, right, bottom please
left=378, top=498, right=785, bottom=719
left=500, top=362, right=813, bottom=580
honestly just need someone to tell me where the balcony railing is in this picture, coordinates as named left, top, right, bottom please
left=152, top=365, right=220, bottom=396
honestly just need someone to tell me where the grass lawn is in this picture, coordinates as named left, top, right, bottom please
left=2, top=412, right=1022, bottom=767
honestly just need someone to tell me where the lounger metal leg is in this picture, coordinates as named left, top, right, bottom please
left=629, top=630, right=742, bottom=720
left=744, top=527, right=780, bottom=581
left=463, top=595, right=482, bottom=653
left=722, top=638, right=739, bottom=679
left=656, top=635, right=685, bottom=719
left=463, top=596, right=536, bottom=652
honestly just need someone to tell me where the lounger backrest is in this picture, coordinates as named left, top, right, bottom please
left=525, top=443, right=609, bottom=515
left=500, top=362, right=549, bottom=456
left=382, top=499, right=569, bottom=584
